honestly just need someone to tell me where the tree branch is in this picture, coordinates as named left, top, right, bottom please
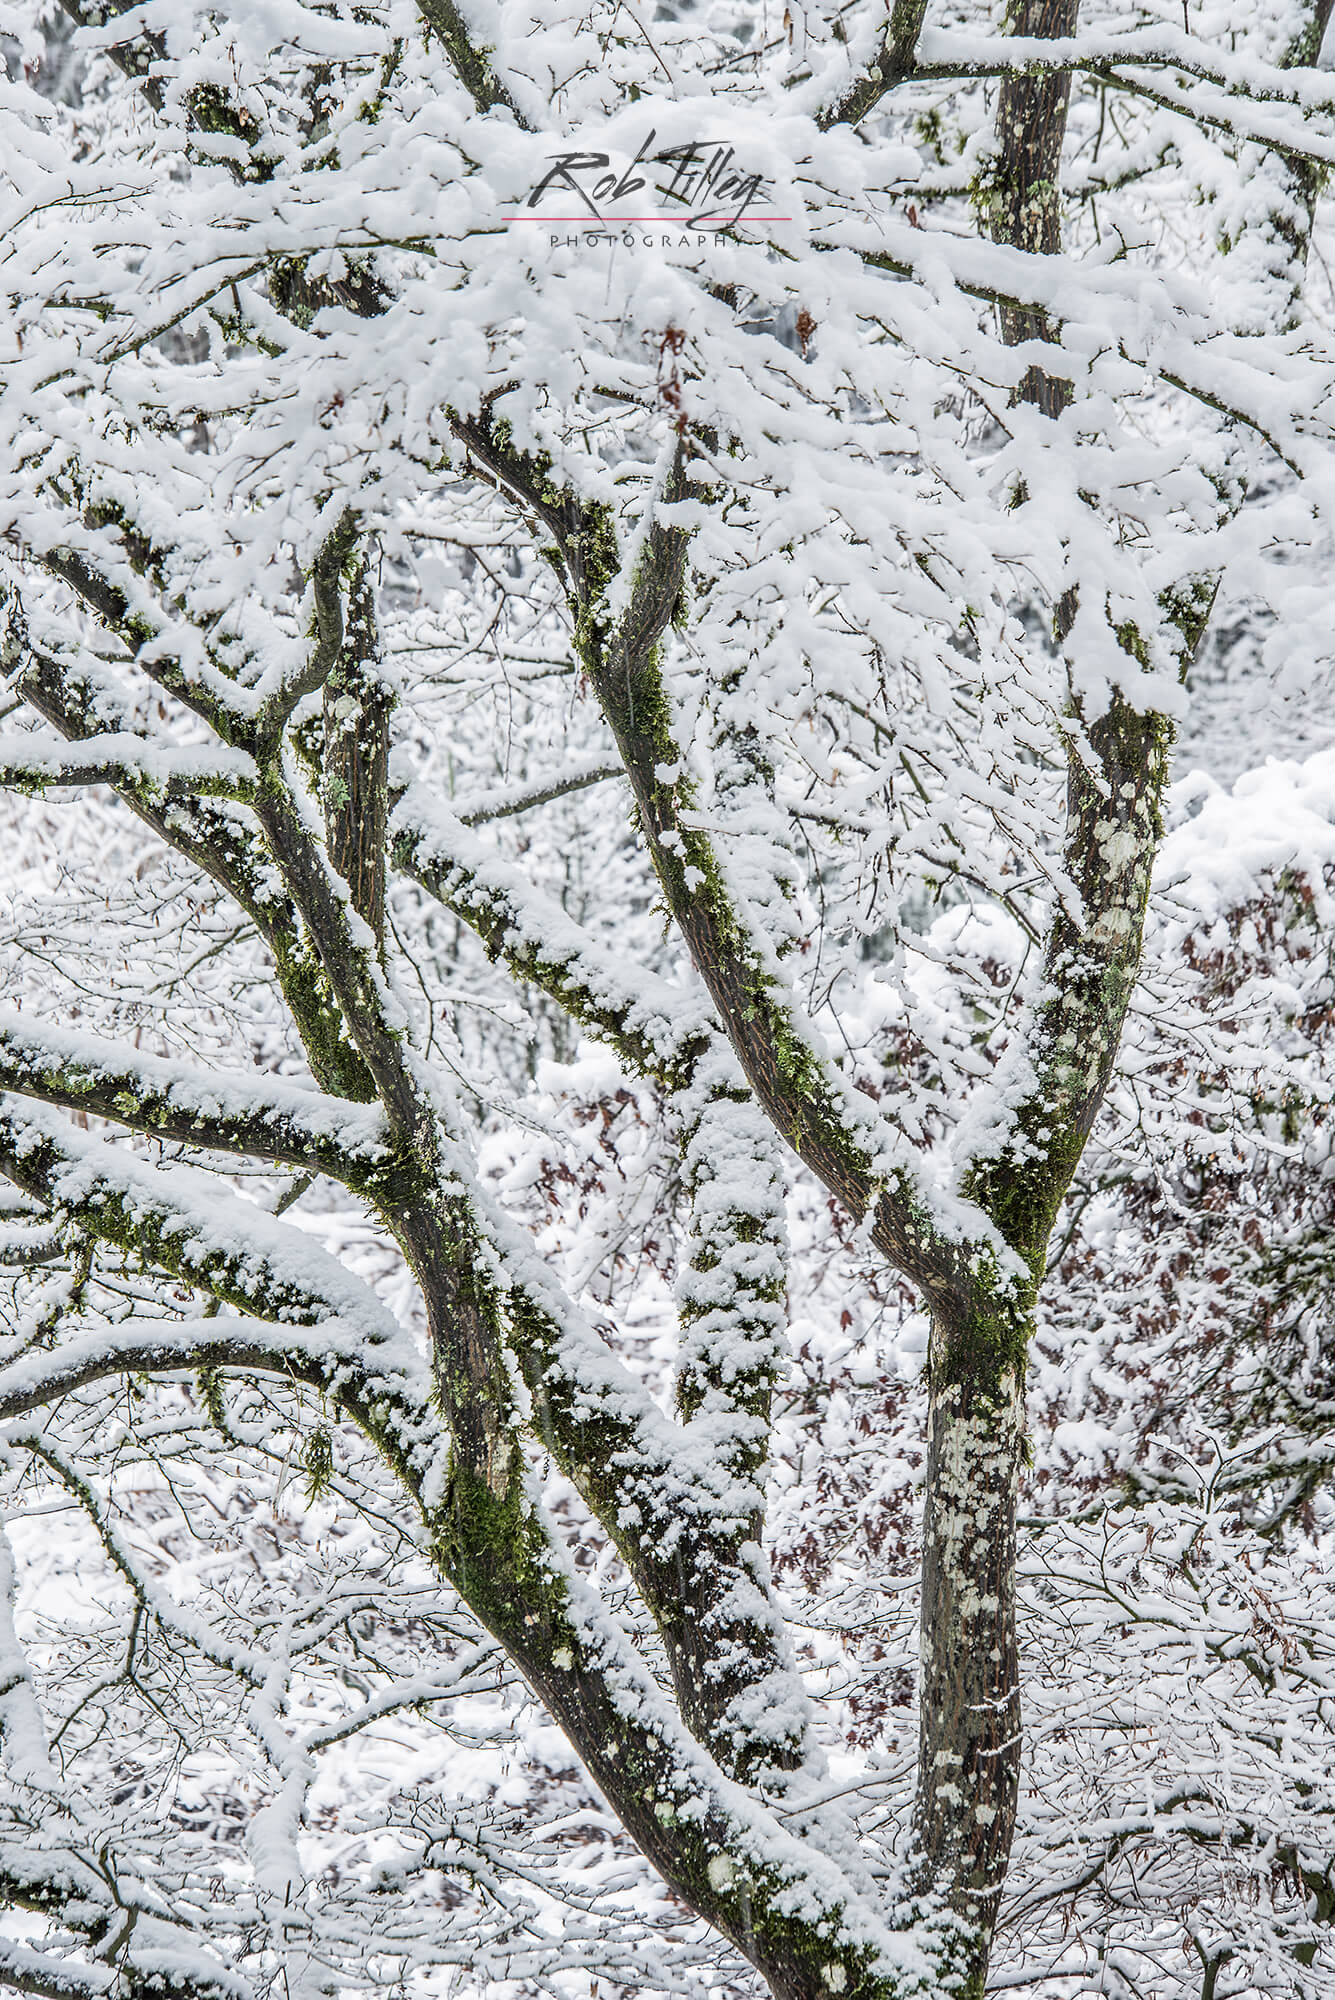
left=911, top=24, right=1335, bottom=169
left=451, top=756, right=622, bottom=826
left=391, top=785, right=714, bottom=1087
left=319, top=552, right=393, bottom=945
left=0, top=732, right=255, bottom=802
left=565, top=476, right=977, bottom=1310
left=413, top=0, right=529, bottom=122
left=0, top=1939, right=116, bottom=2000
left=7, top=617, right=377, bottom=1101
left=57, top=0, right=277, bottom=179
left=904, top=9, right=1079, bottom=1988
left=819, top=0, right=929, bottom=130
left=0, top=1015, right=388, bottom=1187
left=0, top=1325, right=910, bottom=2000
left=254, top=756, right=812, bottom=1783
left=254, top=511, right=363, bottom=742
left=36, top=542, right=256, bottom=754
left=0, top=1103, right=399, bottom=1337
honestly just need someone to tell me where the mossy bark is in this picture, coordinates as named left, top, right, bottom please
left=912, top=1303, right=1029, bottom=2000
left=978, top=0, right=1080, bottom=412
left=321, top=556, right=392, bottom=947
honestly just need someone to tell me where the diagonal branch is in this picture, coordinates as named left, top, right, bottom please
left=566, top=480, right=978, bottom=1309
left=0, top=1015, right=389, bottom=1187
left=819, top=0, right=929, bottom=129
left=36, top=542, right=257, bottom=754
left=0, top=1102, right=399, bottom=1337
left=391, top=784, right=713, bottom=1086
left=0, top=1327, right=919, bottom=2000
left=451, top=756, right=622, bottom=826
left=447, top=418, right=989, bottom=1298
left=260, top=760, right=813, bottom=1780
left=413, top=0, right=529, bottom=121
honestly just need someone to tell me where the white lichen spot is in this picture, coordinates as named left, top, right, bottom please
left=1095, top=820, right=1140, bottom=870
left=551, top=1646, right=574, bottom=1673
left=821, top=1964, right=848, bottom=1993
left=706, top=1854, right=736, bottom=1894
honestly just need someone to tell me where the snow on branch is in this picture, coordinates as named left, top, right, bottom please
left=914, top=23, right=1335, bottom=156
left=0, top=733, right=256, bottom=802
left=392, top=782, right=715, bottom=1084
left=0, top=1013, right=388, bottom=1182
left=0, top=1105, right=401, bottom=1337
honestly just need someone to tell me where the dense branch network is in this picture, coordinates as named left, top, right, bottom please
left=0, top=0, right=1332, bottom=1997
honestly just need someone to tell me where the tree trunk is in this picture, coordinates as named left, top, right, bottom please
left=912, top=1298, right=1027, bottom=1997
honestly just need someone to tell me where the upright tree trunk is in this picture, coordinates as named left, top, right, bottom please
left=911, top=1290, right=1029, bottom=1997
left=907, top=8, right=1081, bottom=1989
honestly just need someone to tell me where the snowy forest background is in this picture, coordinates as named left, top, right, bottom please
left=2, top=1, right=1335, bottom=1997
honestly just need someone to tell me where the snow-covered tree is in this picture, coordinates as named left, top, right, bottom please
left=0, top=0, right=1334, bottom=1996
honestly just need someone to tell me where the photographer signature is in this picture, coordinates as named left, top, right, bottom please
left=521, top=131, right=775, bottom=228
